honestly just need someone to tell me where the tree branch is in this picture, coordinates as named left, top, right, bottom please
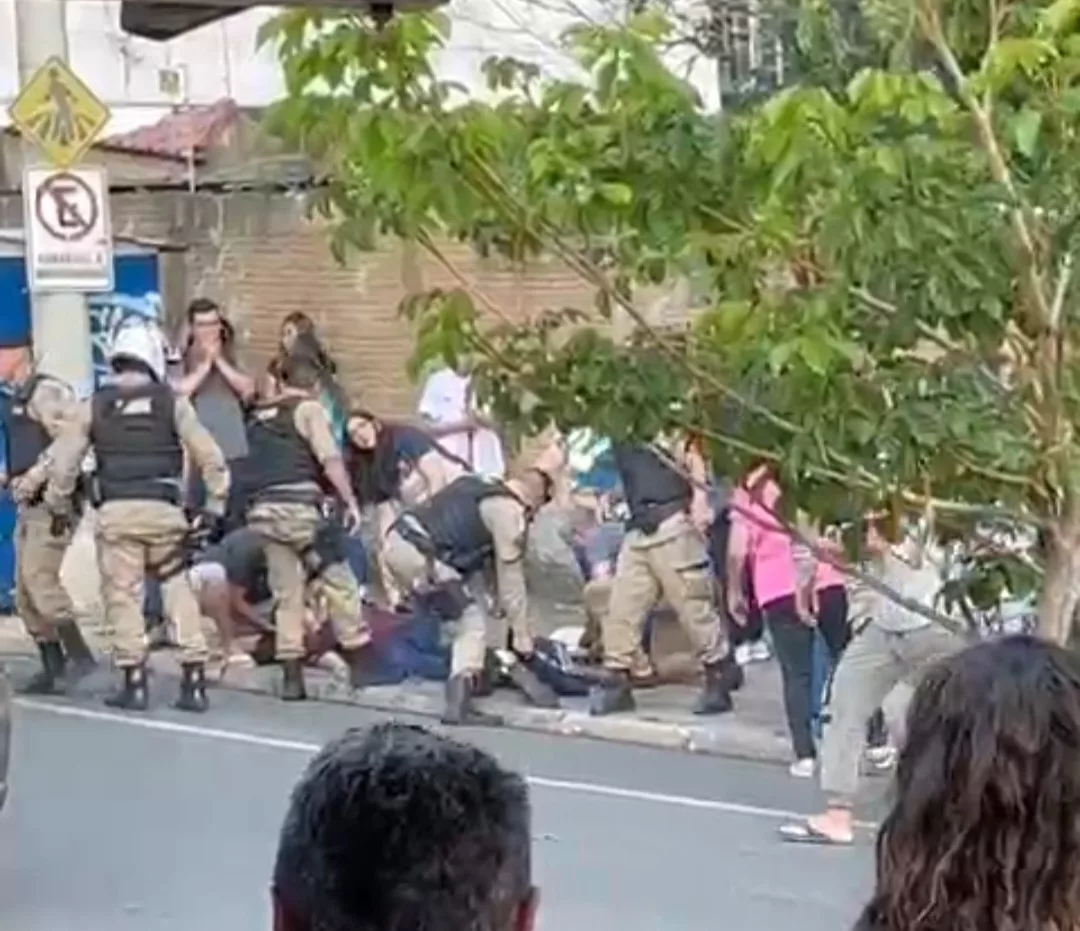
left=917, top=0, right=1051, bottom=330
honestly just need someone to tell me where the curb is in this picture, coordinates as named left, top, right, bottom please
left=0, top=627, right=791, bottom=765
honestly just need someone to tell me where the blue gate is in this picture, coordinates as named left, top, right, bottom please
left=0, top=249, right=161, bottom=612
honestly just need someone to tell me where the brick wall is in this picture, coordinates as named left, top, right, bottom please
left=0, top=178, right=603, bottom=420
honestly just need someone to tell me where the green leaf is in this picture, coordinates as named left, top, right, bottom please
left=597, top=182, right=633, bottom=206
left=1012, top=108, right=1042, bottom=158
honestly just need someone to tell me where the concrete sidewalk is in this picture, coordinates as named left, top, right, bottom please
left=0, top=509, right=795, bottom=763
left=0, top=614, right=793, bottom=763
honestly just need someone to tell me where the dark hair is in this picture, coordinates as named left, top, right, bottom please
left=344, top=409, right=400, bottom=506
left=280, top=352, right=323, bottom=390
left=185, top=297, right=237, bottom=363
left=273, top=723, right=532, bottom=931
left=859, top=636, right=1080, bottom=931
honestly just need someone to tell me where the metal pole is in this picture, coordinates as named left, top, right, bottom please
left=11, top=0, right=94, bottom=396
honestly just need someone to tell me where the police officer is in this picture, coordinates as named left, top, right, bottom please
left=588, top=438, right=741, bottom=717
left=46, top=319, right=229, bottom=713
left=244, top=352, right=372, bottom=702
left=382, top=443, right=565, bottom=726
left=0, top=333, right=95, bottom=694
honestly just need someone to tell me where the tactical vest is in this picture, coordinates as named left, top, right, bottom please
left=612, top=443, right=690, bottom=533
left=4, top=375, right=54, bottom=480
left=406, top=474, right=516, bottom=575
left=91, top=381, right=185, bottom=504
left=245, top=398, right=323, bottom=502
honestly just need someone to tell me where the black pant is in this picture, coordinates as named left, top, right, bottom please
left=731, top=602, right=765, bottom=646
left=766, top=587, right=849, bottom=760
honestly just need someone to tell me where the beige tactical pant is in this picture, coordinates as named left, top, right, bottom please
left=16, top=504, right=76, bottom=641
left=602, top=512, right=728, bottom=672
left=247, top=502, right=370, bottom=661
left=95, top=500, right=208, bottom=667
left=382, top=527, right=487, bottom=676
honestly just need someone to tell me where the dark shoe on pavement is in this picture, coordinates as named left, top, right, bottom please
left=20, top=641, right=66, bottom=695
left=174, top=662, right=209, bottom=713
left=104, top=665, right=149, bottom=712
left=588, top=669, right=636, bottom=716
left=509, top=654, right=560, bottom=709
left=474, top=650, right=501, bottom=697
left=714, top=651, right=744, bottom=692
left=693, top=657, right=735, bottom=716
left=339, top=644, right=376, bottom=690
left=57, top=622, right=97, bottom=681
left=280, top=659, right=308, bottom=702
left=441, top=674, right=503, bottom=727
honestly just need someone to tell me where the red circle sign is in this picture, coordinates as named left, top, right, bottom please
left=34, top=171, right=99, bottom=242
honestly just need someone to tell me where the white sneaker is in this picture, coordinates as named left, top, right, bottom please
left=748, top=640, right=772, bottom=663
left=789, top=758, right=816, bottom=779
left=734, top=643, right=752, bottom=666
left=865, top=745, right=898, bottom=771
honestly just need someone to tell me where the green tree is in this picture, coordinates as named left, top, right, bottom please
left=259, top=0, right=1080, bottom=641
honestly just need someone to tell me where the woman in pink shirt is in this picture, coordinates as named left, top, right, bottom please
left=728, top=464, right=849, bottom=776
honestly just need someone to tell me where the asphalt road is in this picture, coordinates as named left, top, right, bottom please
left=0, top=679, right=881, bottom=931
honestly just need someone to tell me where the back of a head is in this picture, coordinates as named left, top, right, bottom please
left=862, top=636, right=1080, bottom=931
left=273, top=723, right=534, bottom=931
left=279, top=351, right=322, bottom=392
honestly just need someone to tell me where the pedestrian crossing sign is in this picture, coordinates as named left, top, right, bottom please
left=7, top=56, right=111, bottom=169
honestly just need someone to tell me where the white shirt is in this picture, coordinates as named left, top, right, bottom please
left=417, top=367, right=505, bottom=479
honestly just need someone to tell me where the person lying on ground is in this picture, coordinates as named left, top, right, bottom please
left=188, top=527, right=343, bottom=676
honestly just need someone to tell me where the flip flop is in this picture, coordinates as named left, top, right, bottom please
left=778, top=821, right=854, bottom=846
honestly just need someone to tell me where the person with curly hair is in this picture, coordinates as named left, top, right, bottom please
left=855, top=634, right=1080, bottom=931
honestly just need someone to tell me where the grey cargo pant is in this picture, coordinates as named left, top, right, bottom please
left=820, top=621, right=961, bottom=806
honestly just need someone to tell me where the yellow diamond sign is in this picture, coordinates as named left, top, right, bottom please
left=8, top=57, right=111, bottom=169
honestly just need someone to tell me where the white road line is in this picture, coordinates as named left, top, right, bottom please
left=14, top=698, right=877, bottom=830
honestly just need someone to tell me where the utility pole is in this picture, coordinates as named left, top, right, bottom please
left=10, top=0, right=94, bottom=396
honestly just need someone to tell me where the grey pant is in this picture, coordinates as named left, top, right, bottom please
left=820, top=621, right=961, bottom=806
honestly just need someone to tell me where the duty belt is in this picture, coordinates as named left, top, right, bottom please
left=393, top=515, right=440, bottom=561
left=626, top=498, right=686, bottom=534
left=248, top=486, right=324, bottom=508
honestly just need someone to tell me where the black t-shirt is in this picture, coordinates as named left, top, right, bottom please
left=199, top=528, right=272, bottom=604
left=350, top=423, right=460, bottom=506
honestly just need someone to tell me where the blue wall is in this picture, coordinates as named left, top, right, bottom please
left=0, top=251, right=160, bottom=611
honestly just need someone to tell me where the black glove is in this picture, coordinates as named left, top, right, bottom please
left=49, top=510, right=74, bottom=538
left=188, top=510, right=225, bottom=550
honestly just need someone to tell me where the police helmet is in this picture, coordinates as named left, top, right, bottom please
left=108, top=317, right=167, bottom=382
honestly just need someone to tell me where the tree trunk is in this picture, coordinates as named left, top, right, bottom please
left=1038, top=529, right=1080, bottom=644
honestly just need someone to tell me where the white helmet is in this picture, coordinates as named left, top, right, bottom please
left=108, top=316, right=167, bottom=382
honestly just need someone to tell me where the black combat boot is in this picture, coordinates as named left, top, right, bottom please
left=508, top=653, right=560, bottom=709
left=693, top=656, right=737, bottom=716
left=104, top=664, right=149, bottom=712
left=280, top=660, right=307, bottom=702
left=20, top=641, right=66, bottom=695
left=442, top=674, right=503, bottom=727
left=339, top=645, right=375, bottom=691
left=174, top=662, right=209, bottom=713
left=474, top=650, right=501, bottom=697
left=57, top=622, right=97, bottom=681
left=588, top=669, right=636, bottom=716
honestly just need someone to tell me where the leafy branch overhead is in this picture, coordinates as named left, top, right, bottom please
left=261, top=0, right=1080, bottom=638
